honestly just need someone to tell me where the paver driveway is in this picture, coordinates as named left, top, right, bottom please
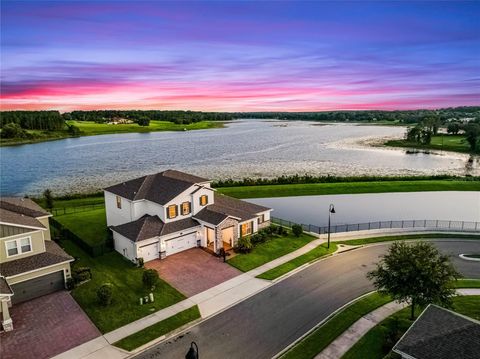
left=146, top=248, right=241, bottom=296
left=0, top=291, right=100, bottom=359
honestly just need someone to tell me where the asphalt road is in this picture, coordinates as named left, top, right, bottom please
left=133, top=240, right=480, bottom=359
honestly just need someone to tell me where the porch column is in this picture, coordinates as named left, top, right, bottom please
left=1, top=299, right=13, bottom=331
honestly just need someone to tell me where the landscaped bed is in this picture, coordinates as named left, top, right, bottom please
left=341, top=295, right=480, bottom=359
left=227, top=231, right=316, bottom=272
left=113, top=306, right=201, bottom=351
left=60, top=240, right=185, bottom=333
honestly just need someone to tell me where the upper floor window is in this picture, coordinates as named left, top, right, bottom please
left=116, top=195, right=122, bottom=209
left=199, top=195, right=208, bottom=206
left=181, top=202, right=191, bottom=215
left=258, top=214, right=265, bottom=224
left=240, top=222, right=252, bottom=237
left=5, top=236, right=32, bottom=257
left=167, top=204, right=178, bottom=219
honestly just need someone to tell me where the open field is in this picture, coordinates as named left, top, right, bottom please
left=385, top=134, right=473, bottom=154
left=0, top=120, right=223, bottom=146
left=60, top=240, right=185, bottom=333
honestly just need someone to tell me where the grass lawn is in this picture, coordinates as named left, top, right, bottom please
left=227, top=233, right=316, bottom=272
left=385, top=134, right=473, bottom=154
left=114, top=306, right=201, bottom=351
left=55, top=208, right=108, bottom=246
left=257, top=243, right=337, bottom=280
left=217, top=180, right=480, bottom=199
left=455, top=279, right=480, bottom=288
left=282, top=292, right=392, bottom=359
left=341, top=296, right=480, bottom=359
left=61, top=240, right=185, bottom=333
left=337, top=233, right=480, bottom=246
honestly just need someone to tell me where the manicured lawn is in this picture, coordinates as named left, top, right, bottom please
left=337, top=233, right=480, bottom=246
left=454, top=279, right=480, bottom=288
left=282, top=292, right=391, bottom=359
left=227, top=233, right=316, bottom=272
left=61, top=240, right=185, bottom=333
left=257, top=243, right=337, bottom=280
left=217, top=180, right=480, bottom=199
left=113, top=306, right=201, bottom=351
left=341, top=296, right=480, bottom=359
left=55, top=208, right=108, bottom=246
left=385, top=134, right=473, bottom=154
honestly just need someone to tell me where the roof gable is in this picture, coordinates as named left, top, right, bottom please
left=104, top=170, right=210, bottom=205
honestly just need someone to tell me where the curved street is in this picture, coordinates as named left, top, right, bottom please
left=133, top=239, right=480, bottom=359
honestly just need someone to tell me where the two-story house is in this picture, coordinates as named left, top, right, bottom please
left=0, top=197, right=73, bottom=331
left=104, top=170, right=272, bottom=263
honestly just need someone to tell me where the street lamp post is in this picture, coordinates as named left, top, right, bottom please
left=185, top=342, right=199, bottom=359
left=327, top=204, right=335, bottom=249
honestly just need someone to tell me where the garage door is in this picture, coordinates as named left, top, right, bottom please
left=165, top=232, right=197, bottom=256
left=138, top=242, right=159, bottom=262
left=11, top=271, right=65, bottom=304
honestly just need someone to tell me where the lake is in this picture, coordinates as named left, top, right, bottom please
left=1, top=120, right=477, bottom=195
left=250, top=191, right=480, bottom=226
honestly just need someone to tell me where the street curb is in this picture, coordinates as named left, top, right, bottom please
left=459, top=254, right=480, bottom=262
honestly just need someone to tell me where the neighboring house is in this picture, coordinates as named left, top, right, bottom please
left=0, top=197, right=73, bottom=332
left=393, top=304, right=480, bottom=359
left=104, top=170, right=272, bottom=262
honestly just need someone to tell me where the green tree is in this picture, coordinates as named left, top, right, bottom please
left=68, top=124, right=81, bottom=136
left=137, top=117, right=150, bottom=126
left=447, top=122, right=461, bottom=135
left=367, top=242, right=459, bottom=320
left=142, top=269, right=159, bottom=290
left=43, top=189, right=54, bottom=211
left=1, top=123, right=26, bottom=138
left=292, top=224, right=303, bottom=237
left=97, top=283, right=113, bottom=306
left=464, top=123, right=480, bottom=151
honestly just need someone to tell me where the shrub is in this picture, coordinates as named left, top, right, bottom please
left=235, top=236, right=253, bottom=254
left=66, top=277, right=75, bottom=290
left=137, top=257, right=144, bottom=268
left=72, top=267, right=92, bottom=283
left=275, top=225, right=288, bottom=236
left=97, top=283, right=113, bottom=306
left=142, top=269, right=159, bottom=290
left=292, top=224, right=303, bottom=237
left=1, top=123, right=27, bottom=138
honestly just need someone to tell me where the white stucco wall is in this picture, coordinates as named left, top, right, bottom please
left=112, top=231, right=137, bottom=262
left=105, top=191, right=134, bottom=226
left=191, top=186, right=214, bottom=215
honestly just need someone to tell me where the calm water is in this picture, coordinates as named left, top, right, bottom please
left=250, top=191, right=480, bottom=226
left=1, top=120, right=477, bottom=195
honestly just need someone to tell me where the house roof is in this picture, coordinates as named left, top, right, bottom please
left=0, top=197, right=50, bottom=218
left=104, top=170, right=210, bottom=205
left=194, top=193, right=271, bottom=225
left=393, top=304, right=480, bottom=359
left=0, top=277, right=13, bottom=296
left=0, top=208, right=46, bottom=230
left=111, top=215, right=201, bottom=242
left=0, top=241, right=73, bottom=278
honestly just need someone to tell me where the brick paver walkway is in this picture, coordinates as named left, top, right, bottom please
left=0, top=291, right=100, bottom=359
left=146, top=248, right=241, bottom=296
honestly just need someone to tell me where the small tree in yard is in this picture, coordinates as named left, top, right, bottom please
left=367, top=242, right=459, bottom=320
left=43, top=189, right=54, bottom=211
left=97, top=283, right=113, bottom=306
left=292, top=224, right=303, bottom=237
left=142, top=269, right=159, bottom=291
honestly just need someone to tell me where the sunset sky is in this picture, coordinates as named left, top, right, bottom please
left=1, top=1, right=479, bottom=112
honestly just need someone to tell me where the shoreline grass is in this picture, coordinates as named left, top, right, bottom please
left=218, top=180, right=480, bottom=199
left=113, top=306, right=201, bottom=351
left=384, top=134, right=474, bottom=154
left=257, top=243, right=337, bottom=280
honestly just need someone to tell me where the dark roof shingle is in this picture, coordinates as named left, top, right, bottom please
left=0, top=208, right=46, bottom=229
left=104, top=170, right=209, bottom=205
left=0, top=241, right=73, bottom=277
left=111, top=215, right=200, bottom=242
left=393, top=304, right=480, bottom=359
left=0, top=197, right=50, bottom=218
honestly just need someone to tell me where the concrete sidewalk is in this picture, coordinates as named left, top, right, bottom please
left=316, top=288, right=480, bottom=359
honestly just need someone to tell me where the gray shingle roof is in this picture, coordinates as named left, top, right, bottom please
left=104, top=170, right=209, bottom=205
left=0, top=277, right=13, bottom=296
left=194, top=193, right=271, bottom=225
left=0, top=197, right=50, bottom=218
left=0, top=208, right=46, bottom=230
left=393, top=304, right=480, bottom=359
left=111, top=215, right=200, bottom=242
left=0, top=241, right=73, bottom=278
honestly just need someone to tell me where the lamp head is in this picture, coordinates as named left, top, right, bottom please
left=329, top=204, right=335, bottom=214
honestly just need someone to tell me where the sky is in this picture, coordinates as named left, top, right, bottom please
left=1, top=1, right=479, bottom=112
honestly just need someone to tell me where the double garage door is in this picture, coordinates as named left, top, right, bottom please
left=165, top=232, right=197, bottom=256
left=11, top=270, right=65, bottom=304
